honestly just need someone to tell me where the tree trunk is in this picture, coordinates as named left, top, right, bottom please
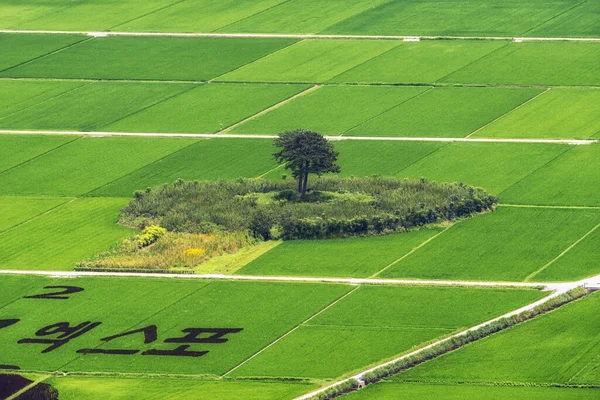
left=297, top=173, right=303, bottom=194
left=301, top=168, right=309, bottom=200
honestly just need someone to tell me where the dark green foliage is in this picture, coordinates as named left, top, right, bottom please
left=274, top=130, right=341, bottom=199
left=121, top=176, right=496, bottom=240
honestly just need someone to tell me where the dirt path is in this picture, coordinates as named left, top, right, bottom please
left=0, top=269, right=587, bottom=292
left=1, top=29, right=599, bottom=42
left=0, top=129, right=595, bottom=145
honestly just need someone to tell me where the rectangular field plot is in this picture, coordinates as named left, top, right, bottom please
left=379, top=207, right=600, bottom=281
left=0, top=136, right=196, bottom=196
left=231, top=85, right=429, bottom=136
left=105, top=83, right=308, bottom=134
left=527, top=1, right=600, bottom=38
left=0, top=134, right=79, bottom=173
left=345, top=382, right=600, bottom=400
left=500, top=145, right=600, bottom=206
left=0, top=33, right=85, bottom=72
left=474, top=89, right=600, bottom=139
left=90, top=139, right=279, bottom=197
left=329, top=40, right=506, bottom=84
left=395, top=292, right=600, bottom=385
left=0, top=196, right=71, bottom=232
left=238, top=229, right=442, bottom=277
left=0, top=198, right=132, bottom=270
left=218, top=39, right=401, bottom=83
left=115, top=0, right=287, bottom=33
left=0, top=36, right=297, bottom=81
left=397, top=142, right=570, bottom=194
left=230, top=285, right=545, bottom=379
left=216, top=0, right=387, bottom=34
left=442, top=42, right=600, bottom=86
left=0, top=80, right=86, bottom=119
left=0, top=0, right=178, bottom=31
left=321, top=0, right=577, bottom=37
left=0, top=82, right=194, bottom=131
left=344, top=87, right=542, bottom=138
left=33, top=376, right=317, bottom=400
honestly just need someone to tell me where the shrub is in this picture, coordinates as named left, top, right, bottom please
left=137, top=225, right=166, bottom=248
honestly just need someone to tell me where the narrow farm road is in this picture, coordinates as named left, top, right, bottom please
left=1, top=29, right=599, bottom=42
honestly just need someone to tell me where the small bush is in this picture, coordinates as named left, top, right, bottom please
left=137, top=225, right=166, bottom=248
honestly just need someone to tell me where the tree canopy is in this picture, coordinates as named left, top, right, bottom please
left=274, top=129, right=340, bottom=199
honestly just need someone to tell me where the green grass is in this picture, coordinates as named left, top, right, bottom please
left=0, top=136, right=197, bottom=196
left=397, top=142, right=571, bottom=194
left=395, top=292, right=600, bottom=385
left=527, top=1, right=600, bottom=38
left=105, top=83, right=308, bottom=134
left=0, top=198, right=133, bottom=270
left=329, top=40, right=507, bottom=84
left=0, top=275, right=54, bottom=309
left=0, top=0, right=178, bottom=31
left=0, top=82, right=194, bottom=131
left=0, top=80, right=86, bottom=119
left=238, top=229, right=442, bottom=277
left=345, top=87, right=542, bottom=137
left=113, top=0, right=287, bottom=33
left=63, top=281, right=351, bottom=375
left=0, top=134, right=79, bottom=173
left=500, top=145, right=600, bottom=207
left=0, top=196, right=71, bottom=232
left=321, top=0, right=578, bottom=37
left=216, top=0, right=387, bottom=34
left=218, top=39, right=401, bottom=83
left=442, top=42, right=600, bottom=86
left=345, top=382, right=600, bottom=400
left=380, top=207, right=600, bottom=281
left=231, top=285, right=546, bottom=379
left=90, top=139, right=279, bottom=197
left=475, top=89, right=600, bottom=139
left=534, top=223, right=600, bottom=281
left=1, top=36, right=297, bottom=81
left=0, top=33, right=85, bottom=72
left=231, top=85, right=429, bottom=136
left=40, top=376, right=316, bottom=400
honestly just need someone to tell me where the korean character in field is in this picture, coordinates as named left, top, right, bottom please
left=18, top=321, right=101, bottom=353
left=142, top=327, right=243, bottom=357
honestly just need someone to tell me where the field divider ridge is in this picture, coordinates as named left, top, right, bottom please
left=107, top=0, right=188, bottom=31
left=294, top=286, right=587, bottom=400
left=524, top=222, right=600, bottom=282
left=0, top=197, right=76, bottom=238
left=0, top=135, right=82, bottom=175
left=0, top=130, right=596, bottom=145
left=220, top=286, right=360, bottom=377
left=518, top=0, right=590, bottom=38
left=218, top=85, right=321, bottom=134
left=368, top=225, right=453, bottom=278
left=209, top=0, right=294, bottom=34
left=499, top=204, right=600, bottom=210
left=464, top=87, right=551, bottom=138
left=2, top=30, right=600, bottom=42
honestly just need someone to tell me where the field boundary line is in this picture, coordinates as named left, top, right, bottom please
left=524, top=222, right=600, bottom=282
left=500, top=204, right=600, bottom=210
left=294, top=288, right=580, bottom=400
left=519, top=0, right=589, bottom=38
left=369, top=226, right=453, bottom=278
left=81, top=138, right=203, bottom=197
left=498, top=145, right=575, bottom=198
left=0, top=135, right=82, bottom=175
left=209, top=0, right=294, bottom=34
left=340, top=87, right=434, bottom=137
left=221, top=286, right=360, bottom=377
left=0, top=36, right=94, bottom=74
left=219, top=85, right=320, bottom=134
left=0, top=197, right=76, bottom=238
left=465, top=88, right=551, bottom=138
left=2, top=30, right=600, bottom=42
left=107, top=0, right=187, bottom=31
left=256, top=164, right=284, bottom=179
left=0, top=269, right=577, bottom=291
left=5, top=374, right=51, bottom=400
left=0, top=130, right=595, bottom=145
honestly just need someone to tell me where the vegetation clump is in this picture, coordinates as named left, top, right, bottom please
left=120, top=176, right=497, bottom=241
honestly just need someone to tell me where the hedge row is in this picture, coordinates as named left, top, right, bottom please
left=73, top=267, right=194, bottom=274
